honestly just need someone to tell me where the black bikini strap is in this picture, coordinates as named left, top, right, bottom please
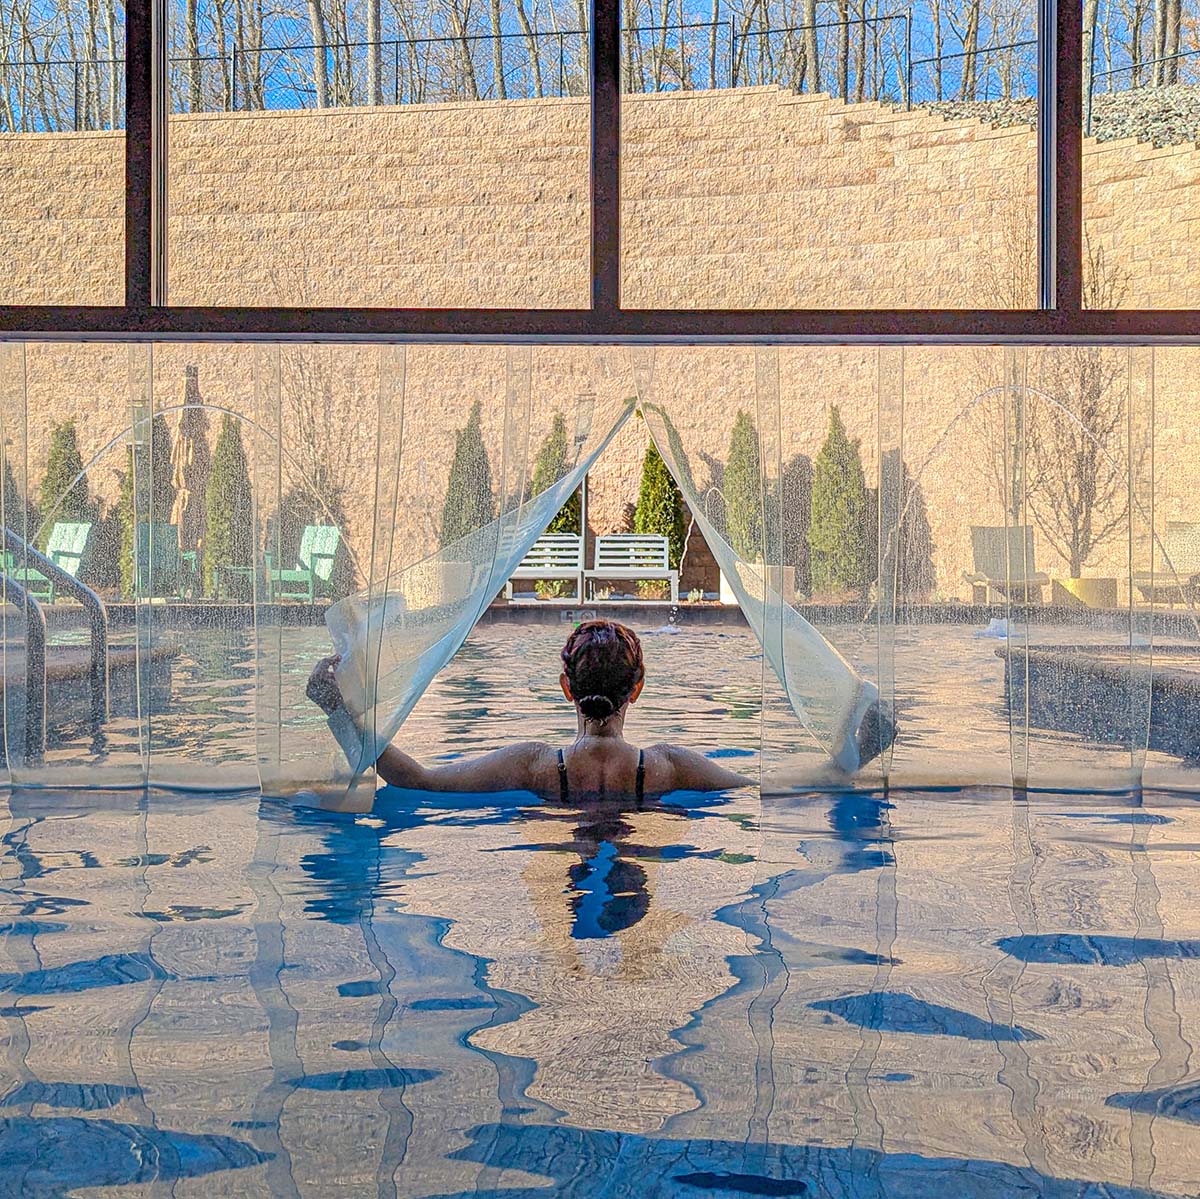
left=636, top=749, right=645, bottom=805
left=558, top=748, right=569, bottom=802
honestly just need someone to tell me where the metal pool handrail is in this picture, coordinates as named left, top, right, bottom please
left=0, top=569, right=47, bottom=761
left=1, top=528, right=109, bottom=756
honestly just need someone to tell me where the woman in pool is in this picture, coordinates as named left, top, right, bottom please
left=307, top=618, right=753, bottom=800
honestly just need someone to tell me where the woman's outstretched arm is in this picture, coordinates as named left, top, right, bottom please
left=308, top=655, right=552, bottom=794
left=374, top=739, right=550, bottom=793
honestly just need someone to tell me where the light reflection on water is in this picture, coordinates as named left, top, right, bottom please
left=1, top=620, right=1199, bottom=1195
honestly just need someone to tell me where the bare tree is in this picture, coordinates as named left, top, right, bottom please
left=184, top=0, right=203, bottom=109
left=1084, top=0, right=1098, bottom=113
left=958, top=0, right=980, bottom=98
left=1016, top=244, right=1134, bottom=578
left=836, top=0, right=848, bottom=96
left=928, top=0, right=945, bottom=98
left=367, top=0, right=381, bottom=101
left=306, top=0, right=330, bottom=105
left=803, top=0, right=819, bottom=90
left=489, top=0, right=505, bottom=95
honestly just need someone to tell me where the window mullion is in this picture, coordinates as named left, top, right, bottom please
left=1047, top=0, right=1083, bottom=315
left=591, top=0, right=621, bottom=315
left=124, top=0, right=167, bottom=309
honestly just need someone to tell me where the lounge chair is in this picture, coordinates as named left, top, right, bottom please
left=3, top=521, right=92, bottom=603
left=962, top=525, right=1049, bottom=604
left=585, top=534, right=679, bottom=603
left=135, top=522, right=200, bottom=598
left=505, top=533, right=585, bottom=603
left=265, top=525, right=342, bottom=602
left=1133, top=521, right=1200, bottom=607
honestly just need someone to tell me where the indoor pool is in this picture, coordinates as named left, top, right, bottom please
left=3, top=620, right=1200, bottom=1196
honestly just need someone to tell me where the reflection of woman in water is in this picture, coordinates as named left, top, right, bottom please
left=307, top=619, right=753, bottom=799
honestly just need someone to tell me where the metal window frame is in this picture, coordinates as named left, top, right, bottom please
left=0, top=0, right=1194, bottom=344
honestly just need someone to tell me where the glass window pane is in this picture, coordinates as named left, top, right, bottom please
left=1083, top=0, right=1199, bottom=309
left=166, top=0, right=590, bottom=307
left=620, top=3, right=1039, bottom=308
left=0, top=13, right=124, bottom=303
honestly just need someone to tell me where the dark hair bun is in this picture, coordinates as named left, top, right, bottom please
left=577, top=694, right=617, bottom=721
left=561, top=620, right=645, bottom=723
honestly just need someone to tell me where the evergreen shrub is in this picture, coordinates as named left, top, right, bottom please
left=37, top=420, right=94, bottom=547
left=724, top=410, right=763, bottom=560
left=204, top=414, right=254, bottom=595
left=441, top=401, right=496, bottom=547
left=633, top=440, right=686, bottom=568
left=808, top=405, right=872, bottom=597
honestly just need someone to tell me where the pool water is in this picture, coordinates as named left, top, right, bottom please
left=3, top=620, right=1200, bottom=1196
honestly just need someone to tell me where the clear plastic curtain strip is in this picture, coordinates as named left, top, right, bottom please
left=4, top=342, right=1200, bottom=799
left=258, top=347, right=638, bottom=809
left=633, top=347, right=881, bottom=779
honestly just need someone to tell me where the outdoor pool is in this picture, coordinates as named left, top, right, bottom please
left=3, top=617, right=1200, bottom=1196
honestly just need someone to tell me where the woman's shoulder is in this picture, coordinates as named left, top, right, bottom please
left=642, top=743, right=754, bottom=794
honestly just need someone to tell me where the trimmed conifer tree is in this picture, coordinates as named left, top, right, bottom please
left=174, top=367, right=211, bottom=556
left=150, top=412, right=177, bottom=523
left=37, top=419, right=94, bottom=546
left=633, top=440, right=686, bottom=568
left=204, top=414, right=254, bottom=595
left=724, top=410, right=763, bottom=560
left=85, top=498, right=124, bottom=593
left=115, top=417, right=181, bottom=595
left=530, top=411, right=581, bottom=535
left=117, top=447, right=137, bottom=595
left=440, top=401, right=496, bottom=547
left=808, top=405, right=872, bottom=597
left=2, top=459, right=39, bottom=541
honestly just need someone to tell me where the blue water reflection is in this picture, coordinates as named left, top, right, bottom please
left=0, top=775, right=1196, bottom=1196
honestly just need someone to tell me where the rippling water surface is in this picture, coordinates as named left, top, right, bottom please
left=2, top=618, right=1200, bottom=1196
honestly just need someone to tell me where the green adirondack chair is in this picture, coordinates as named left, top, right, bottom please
left=3, top=521, right=92, bottom=603
left=135, top=522, right=200, bottom=598
left=265, top=525, right=342, bottom=602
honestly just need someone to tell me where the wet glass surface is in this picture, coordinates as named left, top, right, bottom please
left=3, top=620, right=1200, bottom=1196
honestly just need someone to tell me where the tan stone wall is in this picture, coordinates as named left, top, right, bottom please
left=11, top=86, right=1199, bottom=310
left=2, top=88, right=1198, bottom=598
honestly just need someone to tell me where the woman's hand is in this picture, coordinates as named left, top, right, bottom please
left=306, top=654, right=344, bottom=715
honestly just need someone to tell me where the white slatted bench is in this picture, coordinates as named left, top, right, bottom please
left=504, top=533, right=585, bottom=602
left=585, top=534, right=679, bottom=603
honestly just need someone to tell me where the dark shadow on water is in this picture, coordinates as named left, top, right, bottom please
left=428, top=1122, right=1171, bottom=1198
left=338, top=979, right=386, bottom=997
left=0, top=1081, right=141, bottom=1110
left=3, top=895, right=89, bottom=917
left=141, top=904, right=246, bottom=922
left=411, top=996, right=494, bottom=1011
left=291, top=1068, right=439, bottom=1091
left=0, top=921, right=66, bottom=936
left=997, top=934, right=1200, bottom=966
left=1053, top=812, right=1174, bottom=825
left=1107, top=1081, right=1200, bottom=1125
left=676, top=1172, right=809, bottom=1195
left=786, top=943, right=899, bottom=967
left=0, top=1116, right=268, bottom=1196
left=0, top=952, right=171, bottom=995
left=809, top=992, right=1042, bottom=1042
